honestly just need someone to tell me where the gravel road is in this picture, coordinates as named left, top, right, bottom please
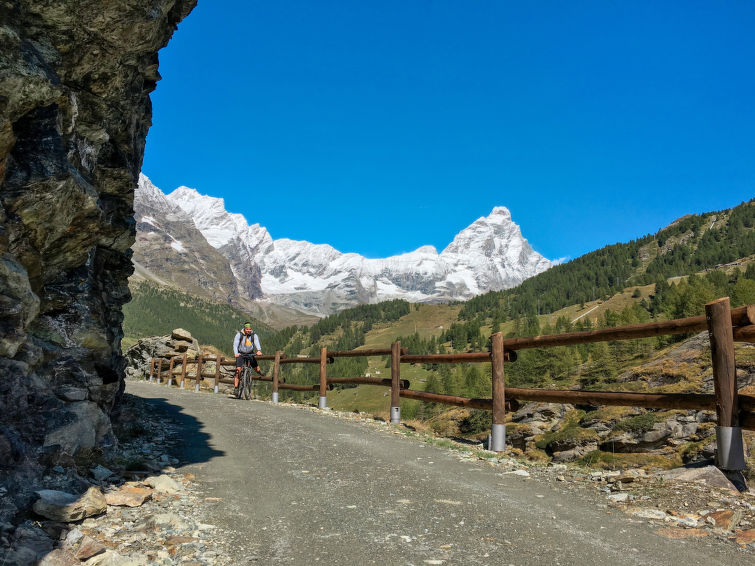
left=128, top=381, right=751, bottom=565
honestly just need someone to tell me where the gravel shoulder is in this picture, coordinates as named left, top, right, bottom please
left=128, top=380, right=754, bottom=565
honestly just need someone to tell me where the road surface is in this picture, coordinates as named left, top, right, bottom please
left=127, top=381, right=750, bottom=565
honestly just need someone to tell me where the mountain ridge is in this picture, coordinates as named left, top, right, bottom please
left=134, top=174, right=553, bottom=315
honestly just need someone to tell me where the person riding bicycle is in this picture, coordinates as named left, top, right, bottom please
left=233, top=322, right=264, bottom=393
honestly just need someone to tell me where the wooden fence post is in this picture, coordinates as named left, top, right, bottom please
left=149, top=358, right=155, bottom=382
left=214, top=356, right=222, bottom=393
left=390, top=341, right=401, bottom=424
left=156, top=358, right=163, bottom=384
left=490, top=332, right=506, bottom=452
left=706, top=297, right=745, bottom=470
left=195, top=353, right=203, bottom=392
left=167, top=356, right=175, bottom=386
left=272, top=350, right=281, bottom=403
left=180, top=353, right=187, bottom=389
left=319, top=347, right=328, bottom=409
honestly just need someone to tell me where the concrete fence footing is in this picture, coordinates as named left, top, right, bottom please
left=716, top=426, right=746, bottom=470
left=489, top=424, right=506, bottom=452
left=390, top=406, right=401, bottom=424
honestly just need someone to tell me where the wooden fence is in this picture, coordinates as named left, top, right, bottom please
left=148, top=297, right=755, bottom=470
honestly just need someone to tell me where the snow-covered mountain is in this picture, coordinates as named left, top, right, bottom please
left=133, top=174, right=553, bottom=316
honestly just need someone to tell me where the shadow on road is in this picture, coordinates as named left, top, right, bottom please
left=121, top=392, right=225, bottom=466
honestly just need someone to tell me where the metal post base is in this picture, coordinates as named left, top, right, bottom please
left=194, top=384, right=200, bottom=392
left=489, top=424, right=506, bottom=452
left=180, top=381, right=185, bottom=389
left=318, top=396, right=327, bottom=409
left=157, top=378, right=161, bottom=384
left=167, top=379, right=172, bottom=386
left=213, top=385, right=219, bottom=393
left=716, top=426, right=746, bottom=470
left=390, top=406, right=401, bottom=424
left=272, top=392, right=279, bottom=404
left=149, top=377, right=154, bottom=383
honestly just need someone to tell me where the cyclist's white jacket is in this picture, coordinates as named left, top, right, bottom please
left=233, top=332, right=261, bottom=355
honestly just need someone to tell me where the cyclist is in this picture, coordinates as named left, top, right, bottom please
left=233, top=322, right=264, bottom=394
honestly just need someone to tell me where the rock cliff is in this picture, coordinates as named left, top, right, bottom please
left=0, top=0, right=196, bottom=521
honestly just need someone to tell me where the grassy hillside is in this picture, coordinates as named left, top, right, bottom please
left=123, top=282, right=277, bottom=354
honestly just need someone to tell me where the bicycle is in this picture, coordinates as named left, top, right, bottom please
left=236, top=356, right=256, bottom=400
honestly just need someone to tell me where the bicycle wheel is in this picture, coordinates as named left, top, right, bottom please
left=242, top=366, right=253, bottom=400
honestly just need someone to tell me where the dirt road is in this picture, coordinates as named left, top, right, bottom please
left=128, top=381, right=750, bottom=565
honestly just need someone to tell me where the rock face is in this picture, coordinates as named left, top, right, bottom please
left=0, top=0, right=196, bottom=521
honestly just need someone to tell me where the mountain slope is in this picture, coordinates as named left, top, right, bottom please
left=150, top=178, right=552, bottom=315
left=458, top=199, right=755, bottom=323
left=132, top=175, right=242, bottom=305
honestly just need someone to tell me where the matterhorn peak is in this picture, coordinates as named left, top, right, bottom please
left=487, top=206, right=513, bottom=222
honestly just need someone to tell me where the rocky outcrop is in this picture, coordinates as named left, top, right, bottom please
left=124, top=328, right=200, bottom=379
left=0, top=0, right=196, bottom=522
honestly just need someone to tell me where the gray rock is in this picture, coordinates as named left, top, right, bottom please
left=659, top=465, right=740, bottom=492
left=146, top=474, right=184, bottom=494
left=627, top=508, right=668, bottom=520
left=63, top=528, right=84, bottom=548
left=33, top=487, right=107, bottom=521
left=38, top=549, right=80, bottom=566
left=551, top=443, right=598, bottom=463
left=607, top=493, right=630, bottom=503
left=153, top=512, right=192, bottom=532
left=44, top=401, right=112, bottom=454
left=56, top=386, right=88, bottom=402
left=91, top=464, right=114, bottom=481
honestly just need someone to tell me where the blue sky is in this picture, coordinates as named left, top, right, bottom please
left=142, top=1, right=754, bottom=261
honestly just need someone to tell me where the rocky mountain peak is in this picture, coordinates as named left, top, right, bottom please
left=134, top=179, right=553, bottom=315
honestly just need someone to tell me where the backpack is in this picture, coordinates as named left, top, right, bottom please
left=238, top=331, right=257, bottom=354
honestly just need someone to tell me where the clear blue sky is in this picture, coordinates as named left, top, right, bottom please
left=142, top=1, right=754, bottom=261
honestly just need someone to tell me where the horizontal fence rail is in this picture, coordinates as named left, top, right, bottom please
left=147, top=298, right=755, bottom=470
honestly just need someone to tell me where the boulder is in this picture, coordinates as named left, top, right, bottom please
left=43, top=402, right=111, bottom=455
left=551, top=443, right=598, bottom=463
left=171, top=328, right=193, bottom=342
left=74, top=536, right=107, bottom=560
left=659, top=465, right=739, bottom=492
left=105, top=486, right=153, bottom=507
left=33, top=487, right=107, bottom=521
left=146, top=474, right=184, bottom=495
